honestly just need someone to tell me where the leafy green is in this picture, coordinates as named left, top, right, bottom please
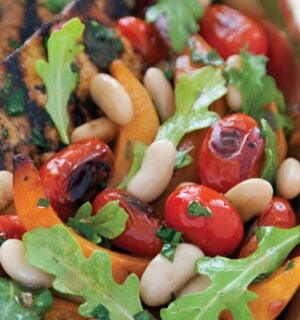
left=118, top=143, right=147, bottom=190
left=35, top=18, right=85, bottom=144
left=44, top=0, right=71, bottom=13
left=134, top=310, right=155, bottom=320
left=0, top=236, right=5, bottom=246
left=6, top=88, right=25, bottom=116
left=175, top=147, right=193, bottom=169
left=225, top=50, right=292, bottom=132
left=260, top=119, right=279, bottom=183
left=24, top=225, right=143, bottom=320
left=0, top=277, right=53, bottom=320
left=161, top=226, right=300, bottom=320
left=146, top=0, right=203, bottom=53
left=68, top=200, right=128, bottom=243
left=187, top=201, right=212, bottom=217
left=156, top=225, right=182, bottom=262
left=156, top=66, right=226, bottom=146
left=92, top=304, right=111, bottom=320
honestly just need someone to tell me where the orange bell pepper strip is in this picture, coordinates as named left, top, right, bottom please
left=13, top=154, right=149, bottom=284
left=108, top=60, right=160, bottom=187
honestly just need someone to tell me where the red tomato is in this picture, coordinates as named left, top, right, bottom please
left=93, top=189, right=163, bottom=257
left=0, top=215, right=26, bottom=240
left=40, top=138, right=114, bottom=221
left=164, top=185, right=244, bottom=257
left=117, top=16, right=169, bottom=64
left=257, top=197, right=296, bottom=229
left=200, top=4, right=268, bottom=59
left=198, top=113, right=265, bottom=193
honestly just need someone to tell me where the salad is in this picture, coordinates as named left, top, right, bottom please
left=0, top=0, right=299, bottom=319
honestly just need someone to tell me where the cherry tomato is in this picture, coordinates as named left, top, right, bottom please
left=40, top=138, right=114, bottom=221
left=117, top=16, right=169, bottom=64
left=257, top=197, right=296, bottom=229
left=198, top=113, right=265, bottom=193
left=93, top=189, right=163, bottom=257
left=200, top=4, right=268, bottom=59
left=164, top=184, right=244, bottom=257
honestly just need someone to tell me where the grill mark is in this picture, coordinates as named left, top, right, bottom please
left=104, top=0, right=132, bottom=19
left=20, top=0, right=41, bottom=43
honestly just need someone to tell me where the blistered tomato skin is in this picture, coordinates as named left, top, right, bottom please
left=257, top=197, right=296, bottom=229
left=164, top=185, right=244, bottom=257
left=200, top=4, right=268, bottom=59
left=93, top=189, right=163, bottom=257
left=40, top=138, right=114, bottom=222
left=198, top=113, right=265, bottom=194
left=117, top=17, right=169, bottom=65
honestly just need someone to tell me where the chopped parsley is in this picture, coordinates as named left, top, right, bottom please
left=187, top=201, right=212, bottom=217
left=37, top=198, right=50, bottom=208
left=91, top=304, right=111, bottom=320
left=6, top=88, right=25, bottom=116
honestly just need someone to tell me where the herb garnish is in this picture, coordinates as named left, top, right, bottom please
left=175, top=146, right=193, bottom=169
left=6, top=88, right=25, bottom=116
left=187, top=201, right=212, bottom=217
left=37, top=198, right=50, bottom=208
left=44, top=0, right=71, bottom=13
left=91, top=304, right=111, bottom=320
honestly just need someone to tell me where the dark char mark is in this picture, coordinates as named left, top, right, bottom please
left=20, top=0, right=41, bottom=43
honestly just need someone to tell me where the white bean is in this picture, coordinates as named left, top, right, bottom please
left=140, top=243, right=204, bottom=306
left=177, top=275, right=211, bottom=298
left=127, top=139, right=176, bottom=203
left=0, top=239, right=54, bottom=288
left=226, top=84, right=243, bottom=112
left=0, top=171, right=13, bottom=212
left=89, top=73, right=133, bottom=125
left=225, top=178, right=273, bottom=222
left=143, top=67, right=175, bottom=122
left=226, top=54, right=243, bottom=70
left=71, top=117, right=118, bottom=143
left=277, top=157, right=300, bottom=199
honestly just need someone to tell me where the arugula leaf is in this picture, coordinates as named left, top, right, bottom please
left=156, top=225, right=182, bottom=262
left=24, top=225, right=143, bottom=320
left=260, top=119, right=279, bottom=183
left=35, top=18, right=85, bottom=144
left=44, top=0, right=71, bottom=13
left=225, top=50, right=292, bottom=131
left=68, top=200, right=128, bottom=243
left=161, top=226, right=300, bottom=320
left=0, top=277, right=53, bottom=320
left=146, top=0, right=203, bottom=53
left=156, top=66, right=226, bottom=146
left=187, top=201, right=212, bottom=217
left=118, top=143, right=147, bottom=190
left=175, top=147, right=193, bottom=169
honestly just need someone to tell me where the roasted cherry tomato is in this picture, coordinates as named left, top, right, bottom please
left=200, top=4, right=268, bottom=59
left=198, top=113, right=265, bottom=193
left=93, top=189, right=163, bottom=257
left=40, top=138, right=114, bottom=221
left=164, top=184, right=244, bottom=257
left=257, top=197, right=296, bottom=229
left=117, top=16, right=169, bottom=64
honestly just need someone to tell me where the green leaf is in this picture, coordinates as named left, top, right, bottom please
left=24, top=225, right=143, bottom=320
left=0, top=236, right=5, bottom=246
left=0, top=277, right=53, bottom=320
left=156, top=225, right=182, bottom=262
left=156, top=66, right=226, bottom=147
left=37, top=198, right=50, bottom=208
left=175, top=147, right=193, bottom=169
left=35, top=18, right=85, bottom=144
left=92, top=304, right=111, bottom=320
left=118, top=143, right=147, bottom=190
left=161, top=226, right=300, bottom=320
left=225, top=50, right=292, bottom=132
left=187, top=201, right=212, bottom=217
left=76, top=201, right=93, bottom=220
left=44, top=0, right=71, bottom=13
left=260, top=118, right=279, bottom=183
left=146, top=0, right=203, bottom=53
left=134, top=310, right=155, bottom=320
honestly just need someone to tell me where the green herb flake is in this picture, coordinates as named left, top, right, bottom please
left=91, top=304, right=111, bottom=320
left=35, top=18, right=85, bottom=145
left=2, top=129, right=9, bottom=140
left=285, top=260, right=295, bottom=271
left=187, top=201, right=212, bottom=217
left=44, top=0, right=71, bottom=13
left=37, top=198, right=50, bottom=208
left=134, top=310, right=155, bottom=320
left=6, top=88, right=25, bottom=116
left=28, top=128, right=47, bottom=147
left=156, top=225, right=182, bottom=262
left=175, top=147, right=193, bottom=169
left=146, top=0, right=204, bottom=53
left=0, top=236, right=6, bottom=246
left=8, top=38, right=21, bottom=50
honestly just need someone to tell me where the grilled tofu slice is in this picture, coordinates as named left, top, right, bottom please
left=0, top=0, right=143, bottom=171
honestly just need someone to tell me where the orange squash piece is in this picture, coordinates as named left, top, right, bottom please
left=13, top=154, right=149, bottom=284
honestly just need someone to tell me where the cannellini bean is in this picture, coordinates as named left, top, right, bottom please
left=277, top=157, right=300, bottom=199
left=177, top=275, right=211, bottom=298
left=225, top=178, right=273, bottom=222
left=71, top=117, right=118, bottom=143
left=127, top=139, right=176, bottom=202
left=89, top=73, right=133, bottom=125
left=143, top=67, right=175, bottom=122
left=140, top=243, right=205, bottom=306
left=0, top=171, right=13, bottom=212
left=0, top=239, right=54, bottom=288
left=226, top=54, right=243, bottom=70
left=226, top=84, right=243, bottom=112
